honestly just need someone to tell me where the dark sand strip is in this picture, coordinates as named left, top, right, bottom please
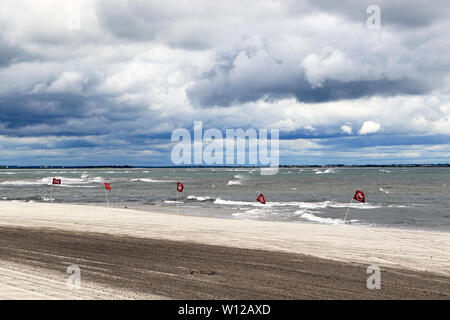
left=0, top=226, right=448, bottom=299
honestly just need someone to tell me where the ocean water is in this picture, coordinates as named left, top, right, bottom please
left=0, top=167, right=449, bottom=232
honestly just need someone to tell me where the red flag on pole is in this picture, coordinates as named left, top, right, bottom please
left=353, top=190, right=365, bottom=203
left=175, top=182, right=183, bottom=214
left=104, top=182, right=111, bottom=208
left=256, top=194, right=266, bottom=204
left=52, top=178, right=61, bottom=185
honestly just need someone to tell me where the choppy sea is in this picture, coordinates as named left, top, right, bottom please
left=0, top=167, right=449, bottom=232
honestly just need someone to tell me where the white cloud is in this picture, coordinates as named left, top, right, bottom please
left=359, top=121, right=381, bottom=135
left=341, top=125, right=352, bottom=134
left=302, top=49, right=362, bottom=88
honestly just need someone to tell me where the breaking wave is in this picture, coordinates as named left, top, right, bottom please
left=298, top=211, right=357, bottom=225
left=232, top=208, right=358, bottom=225
left=0, top=180, right=45, bottom=186
left=186, top=195, right=214, bottom=202
left=379, top=187, right=389, bottom=194
left=227, top=174, right=245, bottom=186
left=0, top=176, right=106, bottom=187
left=214, top=198, right=381, bottom=209
left=130, top=178, right=175, bottom=183
left=314, top=168, right=336, bottom=174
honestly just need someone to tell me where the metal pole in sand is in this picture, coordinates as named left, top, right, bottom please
left=105, top=188, right=110, bottom=208
left=50, top=184, right=53, bottom=202
left=176, top=191, right=179, bottom=214
left=344, top=197, right=354, bottom=223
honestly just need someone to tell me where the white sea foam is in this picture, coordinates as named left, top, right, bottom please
left=130, top=178, right=174, bottom=183
left=298, top=211, right=355, bottom=225
left=1, top=176, right=106, bottom=187
left=103, top=170, right=132, bottom=174
left=232, top=208, right=357, bottom=225
left=232, top=208, right=275, bottom=219
left=0, top=180, right=45, bottom=186
left=379, top=187, right=389, bottom=194
left=227, top=174, right=245, bottom=185
left=43, top=176, right=104, bottom=184
left=164, top=200, right=183, bottom=204
left=214, top=198, right=381, bottom=209
left=4, top=181, right=47, bottom=187
left=214, top=198, right=264, bottom=206
left=314, top=168, right=336, bottom=174
left=259, top=167, right=279, bottom=175
left=379, top=169, right=391, bottom=173
left=187, top=195, right=213, bottom=201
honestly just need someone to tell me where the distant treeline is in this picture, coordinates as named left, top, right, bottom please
left=1, top=164, right=450, bottom=169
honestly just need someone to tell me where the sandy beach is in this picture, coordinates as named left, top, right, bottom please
left=0, top=201, right=449, bottom=299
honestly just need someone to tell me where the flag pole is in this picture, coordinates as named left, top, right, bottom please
left=344, top=197, right=354, bottom=223
left=105, top=188, right=110, bottom=208
left=176, top=191, right=179, bottom=214
left=50, top=184, right=53, bottom=202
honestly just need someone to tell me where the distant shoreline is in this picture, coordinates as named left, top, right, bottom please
left=1, top=164, right=450, bottom=169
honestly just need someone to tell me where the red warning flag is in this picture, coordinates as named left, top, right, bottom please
left=104, top=182, right=111, bottom=191
left=177, top=182, right=184, bottom=192
left=256, top=194, right=266, bottom=204
left=353, top=190, right=365, bottom=203
left=52, top=178, right=61, bottom=185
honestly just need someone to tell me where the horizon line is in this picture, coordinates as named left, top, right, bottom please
left=1, top=164, right=450, bottom=169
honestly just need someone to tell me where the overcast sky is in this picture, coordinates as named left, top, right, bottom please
left=1, top=0, right=449, bottom=166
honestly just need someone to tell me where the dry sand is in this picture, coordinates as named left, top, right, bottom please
left=0, top=201, right=449, bottom=299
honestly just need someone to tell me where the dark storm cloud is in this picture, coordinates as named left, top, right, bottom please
left=0, top=37, right=31, bottom=67
left=188, top=74, right=428, bottom=107
left=0, top=92, right=151, bottom=138
left=293, top=78, right=428, bottom=103
left=187, top=52, right=429, bottom=107
left=0, top=95, right=87, bottom=129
